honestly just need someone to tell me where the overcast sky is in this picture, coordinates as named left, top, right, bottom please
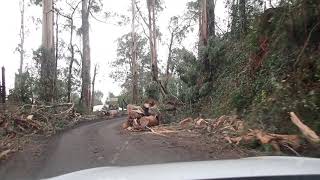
left=0, top=0, right=227, bottom=100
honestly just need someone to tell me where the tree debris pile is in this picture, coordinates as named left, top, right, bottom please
left=122, top=101, right=160, bottom=131
left=178, top=112, right=320, bottom=155
left=0, top=103, right=100, bottom=160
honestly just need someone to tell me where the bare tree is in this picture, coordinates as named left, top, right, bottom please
left=165, top=15, right=195, bottom=89
left=55, top=1, right=81, bottom=102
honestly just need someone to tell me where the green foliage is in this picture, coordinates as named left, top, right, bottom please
left=9, top=71, right=35, bottom=104
left=110, top=32, right=150, bottom=103
left=163, top=0, right=319, bottom=135
left=145, top=81, right=160, bottom=101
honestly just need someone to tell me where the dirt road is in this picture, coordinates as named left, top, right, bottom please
left=1, top=117, right=248, bottom=180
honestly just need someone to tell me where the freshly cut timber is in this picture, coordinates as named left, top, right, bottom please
left=195, top=118, right=207, bottom=128
left=179, top=117, right=193, bottom=129
left=289, top=112, right=320, bottom=144
left=127, top=104, right=144, bottom=120
left=124, top=101, right=160, bottom=131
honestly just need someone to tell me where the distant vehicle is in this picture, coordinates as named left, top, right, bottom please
left=48, top=156, right=320, bottom=180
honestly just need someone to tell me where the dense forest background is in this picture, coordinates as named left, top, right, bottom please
left=7, top=0, right=320, bottom=134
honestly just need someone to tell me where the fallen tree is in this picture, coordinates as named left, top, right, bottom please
left=178, top=113, right=319, bottom=155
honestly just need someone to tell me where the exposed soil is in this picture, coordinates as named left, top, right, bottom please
left=0, top=117, right=258, bottom=180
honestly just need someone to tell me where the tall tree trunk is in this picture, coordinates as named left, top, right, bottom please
left=208, top=0, right=215, bottom=37
left=19, top=0, right=25, bottom=76
left=91, top=64, right=97, bottom=110
left=230, top=0, right=239, bottom=39
left=164, top=32, right=174, bottom=88
left=151, top=0, right=159, bottom=81
left=53, top=11, right=59, bottom=101
left=18, top=0, right=25, bottom=101
left=146, top=0, right=167, bottom=96
left=131, top=0, right=138, bottom=104
left=81, top=0, right=92, bottom=112
left=239, top=0, right=247, bottom=37
left=199, top=0, right=208, bottom=47
left=67, top=19, right=74, bottom=102
left=147, top=0, right=158, bottom=82
left=40, top=0, right=55, bottom=103
left=1, top=67, right=6, bottom=103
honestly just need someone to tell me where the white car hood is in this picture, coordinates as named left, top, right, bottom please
left=47, top=156, right=320, bottom=180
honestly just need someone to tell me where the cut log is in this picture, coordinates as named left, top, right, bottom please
left=195, top=118, right=207, bottom=128
left=212, top=115, right=228, bottom=128
left=256, top=130, right=274, bottom=144
left=269, top=134, right=301, bottom=149
left=289, top=112, right=320, bottom=144
left=127, top=104, right=144, bottom=119
left=128, top=111, right=143, bottom=120
left=132, top=118, right=140, bottom=129
left=122, top=122, right=129, bottom=129
left=224, top=136, right=233, bottom=144
left=127, top=104, right=144, bottom=114
left=179, top=117, right=193, bottom=129
left=0, top=149, right=11, bottom=160
left=234, top=120, right=244, bottom=131
left=230, top=136, right=243, bottom=145
left=139, top=116, right=159, bottom=128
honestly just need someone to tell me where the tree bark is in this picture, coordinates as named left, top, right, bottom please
left=40, top=0, right=55, bottom=103
left=164, top=32, right=174, bottom=89
left=147, top=0, right=159, bottom=82
left=81, top=0, right=92, bottom=112
left=230, top=0, right=239, bottom=39
left=53, top=10, right=59, bottom=101
left=151, top=0, right=158, bottom=81
left=19, top=0, right=25, bottom=76
left=208, top=0, right=215, bottom=37
left=199, top=0, right=208, bottom=47
left=1, top=67, right=6, bottom=103
left=131, top=0, right=138, bottom=104
left=67, top=18, right=74, bottom=102
left=91, top=64, right=97, bottom=110
left=239, top=0, right=247, bottom=37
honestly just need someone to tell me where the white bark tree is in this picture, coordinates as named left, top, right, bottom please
left=131, top=0, right=138, bottom=104
left=81, top=0, right=92, bottom=112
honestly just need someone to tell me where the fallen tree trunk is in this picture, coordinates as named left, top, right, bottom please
left=289, top=112, right=320, bottom=144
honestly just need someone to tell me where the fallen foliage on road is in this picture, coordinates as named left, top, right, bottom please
left=176, top=113, right=319, bottom=155
left=0, top=103, right=102, bottom=161
left=122, top=108, right=319, bottom=156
